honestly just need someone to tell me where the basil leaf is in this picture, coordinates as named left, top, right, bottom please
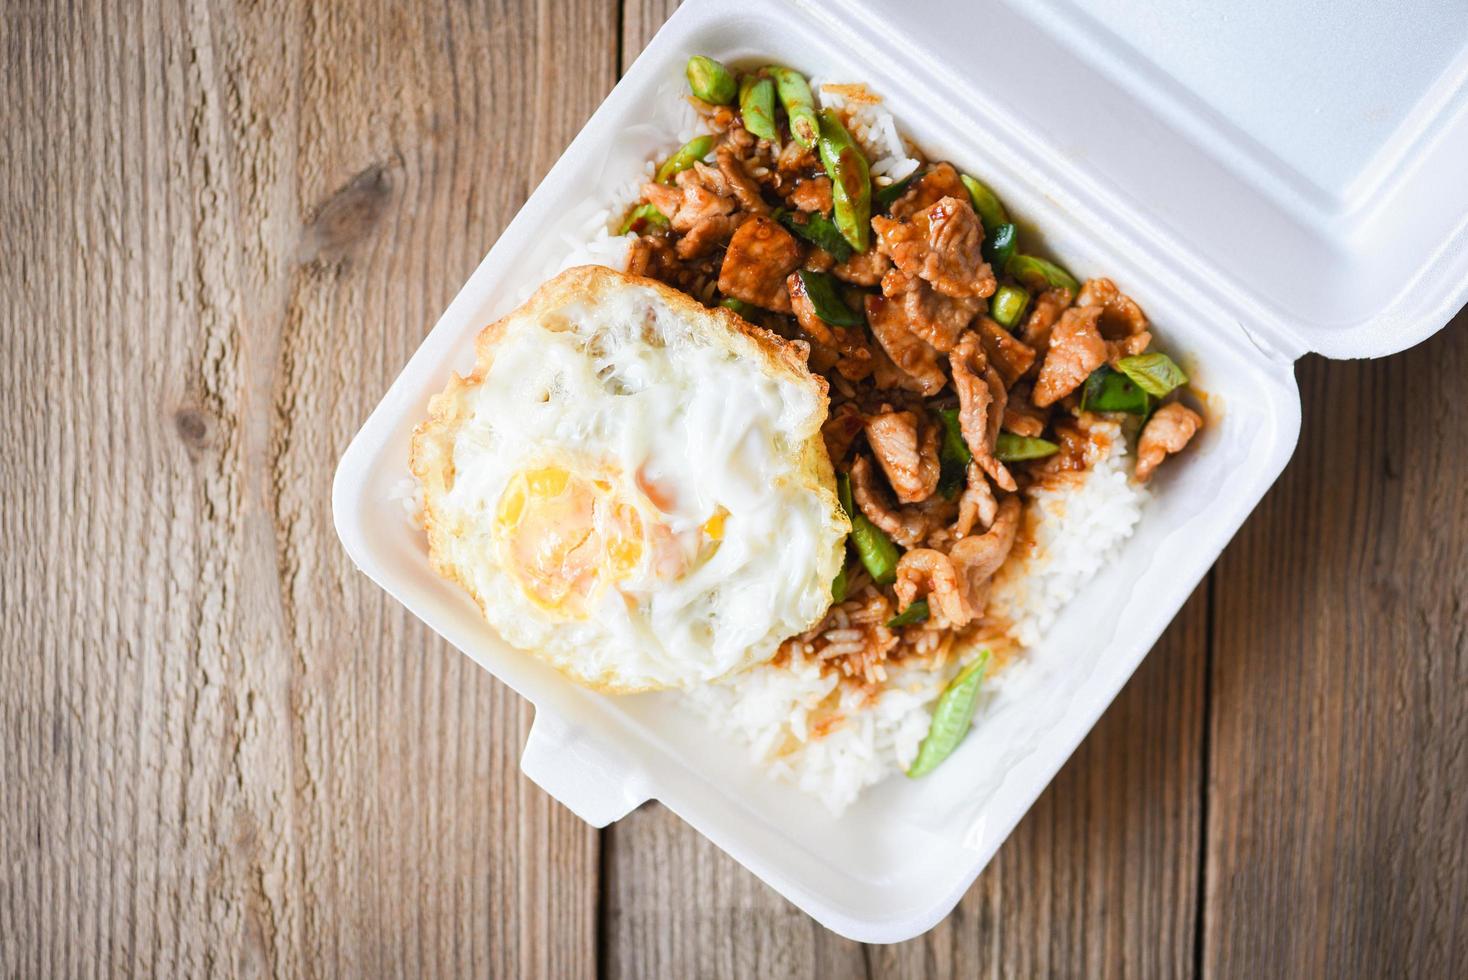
left=935, top=407, right=971, bottom=499
left=1080, top=366, right=1150, bottom=415
left=1115, top=352, right=1188, bottom=397
left=886, top=599, right=930, bottom=629
left=874, top=170, right=920, bottom=211
left=796, top=269, right=863, bottom=327
left=1008, top=254, right=1079, bottom=294
left=995, top=432, right=1059, bottom=462
left=908, top=649, right=991, bottom=777
left=777, top=208, right=854, bottom=262
left=983, top=221, right=1017, bottom=273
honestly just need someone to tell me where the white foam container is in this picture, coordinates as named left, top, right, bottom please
left=332, top=0, right=1468, bottom=943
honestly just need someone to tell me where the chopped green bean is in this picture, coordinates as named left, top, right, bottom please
left=617, top=203, right=669, bottom=236
left=851, top=516, right=898, bottom=585
left=838, top=474, right=898, bottom=584
left=765, top=66, right=819, bottom=147
left=831, top=563, right=849, bottom=604
left=887, top=599, right=930, bottom=629
left=1115, top=352, right=1188, bottom=397
left=654, top=134, right=716, bottom=184
left=908, top=649, right=991, bottom=777
left=817, top=110, right=872, bottom=253
left=719, top=296, right=757, bottom=318
left=796, top=269, right=863, bottom=327
left=959, top=174, right=1008, bottom=233
left=776, top=209, right=853, bottom=261
left=685, top=55, right=737, bottom=105
left=983, top=221, right=1017, bottom=272
left=874, top=170, right=920, bottom=211
left=995, top=432, right=1059, bottom=462
left=738, top=75, right=778, bottom=141
left=990, top=284, right=1030, bottom=330
left=1008, top=254, right=1079, bottom=294
left=1080, top=366, right=1150, bottom=415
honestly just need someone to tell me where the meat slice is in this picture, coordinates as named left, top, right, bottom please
left=831, top=248, right=891, bottom=286
left=787, top=274, right=872, bottom=382
left=865, top=410, right=941, bottom=504
left=715, top=145, right=771, bottom=216
left=641, top=163, right=741, bottom=259
left=775, top=138, right=818, bottom=176
left=850, top=455, right=936, bottom=548
left=955, top=462, right=997, bottom=537
left=821, top=402, right=866, bottom=464
left=1032, top=305, right=1107, bottom=407
left=1134, top=403, right=1202, bottom=482
left=949, top=495, right=1021, bottom=615
left=1019, top=286, right=1074, bottom=356
left=788, top=176, right=833, bottom=214
left=889, top=162, right=970, bottom=220
left=893, top=549, right=972, bottom=628
left=881, top=269, right=980, bottom=353
left=1076, top=277, right=1147, bottom=339
left=975, top=315, right=1036, bottom=386
left=1106, top=331, right=1153, bottom=365
left=872, top=196, right=996, bottom=299
left=950, top=332, right=1016, bottom=492
left=1001, top=383, right=1047, bottom=437
left=718, top=216, right=803, bottom=312
left=865, top=295, right=947, bottom=396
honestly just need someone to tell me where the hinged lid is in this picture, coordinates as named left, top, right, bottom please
left=801, top=0, right=1468, bottom=359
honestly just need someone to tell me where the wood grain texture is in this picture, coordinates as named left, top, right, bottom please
left=1, top=1, right=612, bottom=977
left=5, top=0, right=1468, bottom=977
left=1203, top=318, right=1468, bottom=978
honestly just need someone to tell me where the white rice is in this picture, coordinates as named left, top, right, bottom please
left=686, top=424, right=1147, bottom=814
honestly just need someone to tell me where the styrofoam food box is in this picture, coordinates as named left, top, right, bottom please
left=332, top=0, right=1468, bottom=943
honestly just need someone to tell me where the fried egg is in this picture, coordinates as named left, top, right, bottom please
left=411, top=266, right=848, bottom=692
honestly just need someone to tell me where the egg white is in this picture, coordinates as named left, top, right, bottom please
left=412, top=268, right=848, bottom=693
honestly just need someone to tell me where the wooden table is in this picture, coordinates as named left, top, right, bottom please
left=4, top=1, right=1465, bottom=976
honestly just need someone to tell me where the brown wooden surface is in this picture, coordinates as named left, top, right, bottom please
left=2, top=1, right=1465, bottom=977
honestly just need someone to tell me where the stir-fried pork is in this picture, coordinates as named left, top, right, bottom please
left=975, top=315, right=1036, bottom=385
left=881, top=269, right=981, bottom=353
left=1134, top=403, right=1202, bottom=482
left=865, top=295, right=947, bottom=396
left=950, top=332, right=1016, bottom=492
left=865, top=410, right=941, bottom=504
left=949, top=496, right=1021, bottom=613
left=1019, top=286, right=1074, bottom=356
left=955, top=462, right=998, bottom=537
left=788, top=176, right=833, bottom=213
left=1032, top=305, right=1107, bottom=407
left=850, top=454, right=937, bottom=548
left=718, top=216, right=802, bottom=312
left=894, top=549, right=973, bottom=628
left=831, top=248, right=891, bottom=286
left=872, top=196, right=996, bottom=300
left=889, top=162, right=969, bottom=220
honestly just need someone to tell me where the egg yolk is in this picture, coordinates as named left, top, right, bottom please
left=495, top=465, right=647, bottom=617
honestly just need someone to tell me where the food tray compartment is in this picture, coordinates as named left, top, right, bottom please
left=334, top=0, right=1304, bottom=941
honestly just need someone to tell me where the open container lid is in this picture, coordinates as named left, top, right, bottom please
left=805, top=0, right=1468, bottom=360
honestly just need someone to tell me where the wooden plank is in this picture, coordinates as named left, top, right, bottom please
left=0, top=1, right=612, bottom=976
left=1203, top=315, right=1468, bottom=977
left=602, top=3, right=1207, bottom=974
